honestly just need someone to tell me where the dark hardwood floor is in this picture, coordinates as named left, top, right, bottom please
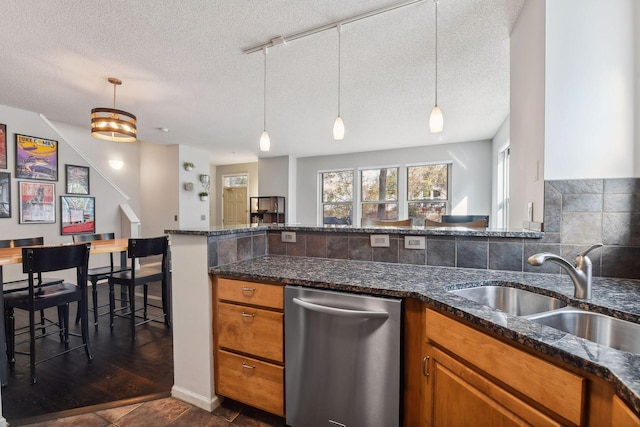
left=2, top=282, right=173, bottom=423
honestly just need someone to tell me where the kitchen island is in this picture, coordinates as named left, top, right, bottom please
left=212, top=255, right=640, bottom=425
left=167, top=225, right=640, bottom=425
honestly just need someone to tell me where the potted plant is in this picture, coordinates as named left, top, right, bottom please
left=199, top=192, right=209, bottom=201
left=183, top=162, right=194, bottom=171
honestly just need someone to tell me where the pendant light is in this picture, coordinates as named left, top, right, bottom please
left=260, top=47, right=271, bottom=152
left=429, top=0, right=444, bottom=133
left=333, top=25, right=345, bottom=140
left=91, top=77, right=137, bottom=142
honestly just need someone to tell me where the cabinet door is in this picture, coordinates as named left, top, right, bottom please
left=425, top=344, right=562, bottom=427
left=612, top=395, right=640, bottom=427
left=217, top=302, right=283, bottom=362
left=218, top=278, right=284, bottom=309
left=217, top=350, right=284, bottom=417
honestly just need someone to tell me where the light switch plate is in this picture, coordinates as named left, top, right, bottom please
left=404, top=236, right=425, bottom=250
left=281, top=231, right=296, bottom=243
left=370, top=234, right=390, bottom=247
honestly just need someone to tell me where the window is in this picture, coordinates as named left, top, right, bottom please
left=407, top=163, right=450, bottom=221
left=496, top=147, right=510, bottom=228
left=223, top=175, right=247, bottom=187
left=321, top=170, right=353, bottom=225
left=361, top=167, right=398, bottom=221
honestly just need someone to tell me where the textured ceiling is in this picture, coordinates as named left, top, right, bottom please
left=0, top=0, right=524, bottom=165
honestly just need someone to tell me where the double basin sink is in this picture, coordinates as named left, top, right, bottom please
left=450, top=285, right=640, bottom=354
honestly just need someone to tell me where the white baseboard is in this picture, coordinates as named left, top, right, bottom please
left=171, top=385, right=221, bottom=412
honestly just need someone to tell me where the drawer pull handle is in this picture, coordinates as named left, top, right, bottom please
left=241, top=287, right=256, bottom=294
left=241, top=312, right=256, bottom=318
left=422, top=356, right=430, bottom=377
left=242, top=362, right=255, bottom=370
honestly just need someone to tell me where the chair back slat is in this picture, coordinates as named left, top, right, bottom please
left=12, top=236, right=45, bottom=247
left=23, top=243, right=90, bottom=274
left=1, top=236, right=45, bottom=248
left=362, top=218, right=412, bottom=227
left=425, top=218, right=487, bottom=228
left=128, top=236, right=169, bottom=259
left=73, top=232, right=115, bottom=243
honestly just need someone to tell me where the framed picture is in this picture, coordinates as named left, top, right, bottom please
left=15, top=134, right=58, bottom=181
left=60, top=196, right=95, bottom=235
left=0, top=172, right=10, bottom=218
left=19, top=181, right=55, bottom=224
left=66, top=164, right=90, bottom=195
left=0, top=124, right=6, bottom=169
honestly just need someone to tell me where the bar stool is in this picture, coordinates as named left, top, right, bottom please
left=108, top=236, right=171, bottom=341
left=4, top=243, right=93, bottom=384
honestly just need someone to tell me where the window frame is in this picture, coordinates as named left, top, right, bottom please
left=319, top=168, right=355, bottom=225
left=359, top=165, right=400, bottom=223
left=406, top=162, right=452, bottom=222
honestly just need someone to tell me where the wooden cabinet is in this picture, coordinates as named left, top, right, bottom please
left=424, top=308, right=586, bottom=426
left=214, top=277, right=284, bottom=417
left=416, top=307, right=640, bottom=427
left=612, top=395, right=640, bottom=427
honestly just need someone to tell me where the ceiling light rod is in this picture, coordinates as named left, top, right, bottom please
left=243, top=0, right=427, bottom=54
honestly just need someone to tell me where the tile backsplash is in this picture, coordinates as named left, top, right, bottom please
left=266, top=178, right=640, bottom=280
left=544, top=178, right=640, bottom=279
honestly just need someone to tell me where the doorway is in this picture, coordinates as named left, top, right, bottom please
left=222, top=174, right=248, bottom=226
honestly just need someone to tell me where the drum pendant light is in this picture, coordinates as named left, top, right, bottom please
left=429, top=0, right=444, bottom=133
left=91, top=77, right=137, bottom=142
left=260, top=47, right=271, bottom=152
left=333, top=25, right=345, bottom=140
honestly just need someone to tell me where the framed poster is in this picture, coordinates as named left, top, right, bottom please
left=0, top=124, right=6, bottom=169
left=60, top=196, right=95, bottom=235
left=66, top=164, right=90, bottom=195
left=0, top=172, right=10, bottom=218
left=19, top=181, right=55, bottom=224
left=15, top=134, right=58, bottom=181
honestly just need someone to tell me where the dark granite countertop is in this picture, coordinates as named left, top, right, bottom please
left=166, top=223, right=543, bottom=238
left=211, top=255, right=640, bottom=414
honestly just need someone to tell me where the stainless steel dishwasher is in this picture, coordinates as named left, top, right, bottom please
left=285, top=286, right=402, bottom=427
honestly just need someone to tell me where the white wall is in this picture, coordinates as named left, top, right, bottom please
left=140, top=142, right=179, bottom=237
left=213, top=162, right=258, bottom=226
left=545, top=0, right=636, bottom=179
left=178, top=145, right=211, bottom=229
left=295, top=140, right=492, bottom=226
left=258, top=155, right=290, bottom=205
left=510, top=0, right=546, bottom=224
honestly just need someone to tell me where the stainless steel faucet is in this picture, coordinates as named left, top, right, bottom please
left=527, top=244, right=603, bottom=299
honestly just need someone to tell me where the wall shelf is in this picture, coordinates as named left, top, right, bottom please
left=250, top=196, right=285, bottom=224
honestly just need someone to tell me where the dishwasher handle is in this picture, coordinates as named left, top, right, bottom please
left=292, top=297, right=389, bottom=319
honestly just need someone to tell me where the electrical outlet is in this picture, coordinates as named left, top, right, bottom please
left=370, top=234, right=390, bottom=247
left=281, top=231, right=296, bottom=243
left=404, top=236, right=425, bottom=250
left=201, top=215, right=206, bottom=220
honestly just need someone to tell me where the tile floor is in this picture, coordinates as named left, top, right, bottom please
left=16, top=397, right=286, bottom=427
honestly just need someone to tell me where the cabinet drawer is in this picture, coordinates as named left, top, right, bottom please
left=217, top=350, right=284, bottom=417
left=426, top=309, right=585, bottom=426
left=217, top=278, right=283, bottom=309
left=217, top=302, right=283, bottom=362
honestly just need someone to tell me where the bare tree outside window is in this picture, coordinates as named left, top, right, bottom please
left=361, top=168, right=398, bottom=221
left=407, top=164, right=450, bottom=221
left=322, top=170, right=353, bottom=224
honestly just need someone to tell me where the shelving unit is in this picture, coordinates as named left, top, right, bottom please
left=250, top=196, right=285, bottom=224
